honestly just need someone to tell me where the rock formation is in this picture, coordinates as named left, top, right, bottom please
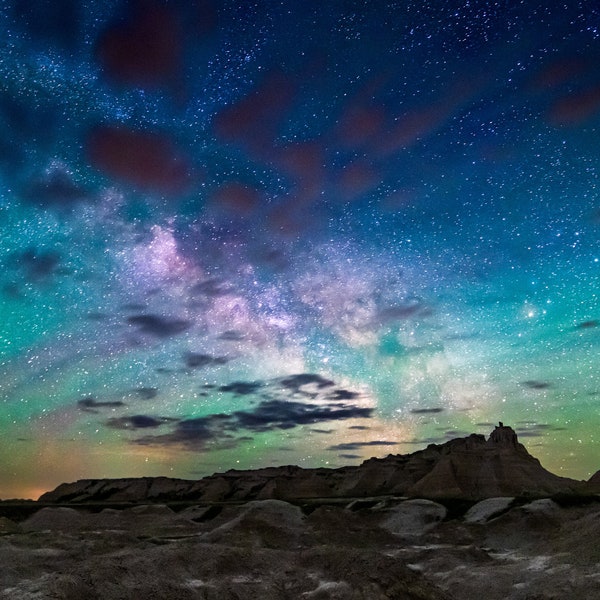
left=39, top=424, right=586, bottom=504
left=4, top=424, right=599, bottom=600
left=587, top=469, right=600, bottom=492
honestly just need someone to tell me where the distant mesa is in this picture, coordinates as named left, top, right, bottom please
left=39, top=424, right=592, bottom=504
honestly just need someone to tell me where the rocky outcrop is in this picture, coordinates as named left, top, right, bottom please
left=0, top=516, right=21, bottom=534
left=4, top=493, right=600, bottom=600
left=21, top=507, right=86, bottom=532
left=488, top=422, right=520, bottom=447
left=380, top=499, right=447, bottom=536
left=404, top=425, right=580, bottom=499
left=39, top=425, right=586, bottom=504
left=586, top=469, right=600, bottom=493
left=463, top=497, right=515, bottom=524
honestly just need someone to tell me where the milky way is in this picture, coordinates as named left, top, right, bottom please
left=1, top=0, right=599, bottom=499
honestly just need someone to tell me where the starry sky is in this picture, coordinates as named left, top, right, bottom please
left=1, top=0, right=600, bottom=499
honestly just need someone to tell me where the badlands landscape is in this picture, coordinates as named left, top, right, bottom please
left=1, top=425, right=599, bottom=599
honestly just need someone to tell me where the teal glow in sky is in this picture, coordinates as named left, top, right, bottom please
left=1, top=0, right=599, bottom=499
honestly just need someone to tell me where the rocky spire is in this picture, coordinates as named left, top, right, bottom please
left=488, top=422, right=519, bottom=448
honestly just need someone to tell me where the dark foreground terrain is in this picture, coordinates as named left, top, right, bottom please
left=1, top=426, right=598, bottom=599
left=1, top=494, right=600, bottom=599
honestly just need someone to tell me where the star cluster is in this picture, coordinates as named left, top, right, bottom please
left=1, top=0, right=599, bottom=499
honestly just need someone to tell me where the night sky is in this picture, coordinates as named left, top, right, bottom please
left=1, top=1, right=600, bottom=499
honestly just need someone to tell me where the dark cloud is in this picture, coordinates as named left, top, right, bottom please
left=410, top=407, right=445, bottom=414
left=132, top=370, right=370, bottom=449
left=86, top=311, right=109, bottom=321
left=12, top=0, right=81, bottom=50
left=202, top=373, right=366, bottom=408
left=78, top=397, right=125, bottom=413
left=184, top=352, right=228, bottom=369
left=106, top=415, right=177, bottom=429
left=127, top=314, right=191, bottom=338
left=218, top=381, right=263, bottom=395
left=374, top=300, right=432, bottom=325
left=219, top=330, right=246, bottom=341
left=135, top=413, right=235, bottom=449
left=173, top=417, right=219, bottom=440
left=405, top=436, right=447, bottom=445
left=133, top=396, right=372, bottom=449
left=411, top=428, right=485, bottom=444
left=133, top=387, right=159, bottom=400
left=210, top=181, right=261, bottom=217
left=95, top=1, right=184, bottom=88
left=121, top=303, right=147, bottom=312
left=2, top=283, right=22, bottom=299
left=86, top=125, right=193, bottom=195
left=327, top=389, right=360, bottom=401
left=515, top=423, right=568, bottom=438
left=250, top=246, right=289, bottom=271
left=279, top=373, right=335, bottom=391
left=339, top=454, right=361, bottom=460
left=522, top=380, right=552, bottom=390
left=190, top=278, right=234, bottom=297
left=22, top=168, right=89, bottom=208
left=0, top=91, right=56, bottom=154
left=442, top=430, right=472, bottom=438
left=233, top=399, right=373, bottom=432
left=11, top=247, right=62, bottom=282
left=328, top=440, right=397, bottom=451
